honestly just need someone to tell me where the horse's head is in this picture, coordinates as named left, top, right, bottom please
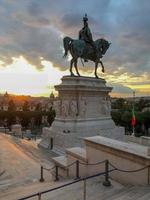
left=101, top=39, right=111, bottom=55
left=96, top=39, right=111, bottom=55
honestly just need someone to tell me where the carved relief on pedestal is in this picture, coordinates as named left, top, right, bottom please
left=61, top=100, right=69, bottom=118
left=69, top=100, right=78, bottom=117
left=106, top=96, right=111, bottom=115
left=54, top=100, right=61, bottom=117
left=98, top=98, right=103, bottom=116
left=100, top=96, right=111, bottom=116
left=101, top=97, right=108, bottom=115
left=79, top=99, right=87, bottom=117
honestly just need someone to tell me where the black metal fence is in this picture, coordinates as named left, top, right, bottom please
left=19, top=159, right=150, bottom=200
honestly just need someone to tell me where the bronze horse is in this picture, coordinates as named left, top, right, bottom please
left=63, top=37, right=110, bottom=78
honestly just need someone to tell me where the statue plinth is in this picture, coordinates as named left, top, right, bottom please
left=40, top=76, right=124, bottom=152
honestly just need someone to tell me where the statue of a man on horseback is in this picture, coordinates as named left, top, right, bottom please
left=79, top=14, right=98, bottom=62
left=63, top=14, right=111, bottom=78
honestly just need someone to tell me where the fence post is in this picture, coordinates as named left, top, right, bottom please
left=50, top=137, right=53, bottom=149
left=148, top=166, right=150, bottom=185
left=75, top=160, right=80, bottom=179
left=38, top=192, right=41, bottom=200
left=55, top=165, right=59, bottom=181
left=39, top=166, right=45, bottom=182
left=83, top=179, right=86, bottom=200
left=103, top=160, right=111, bottom=186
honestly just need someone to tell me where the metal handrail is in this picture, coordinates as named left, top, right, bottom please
left=18, top=169, right=115, bottom=200
left=109, top=162, right=150, bottom=173
left=19, top=159, right=150, bottom=200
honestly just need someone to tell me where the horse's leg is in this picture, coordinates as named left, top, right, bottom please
left=70, top=58, right=75, bottom=76
left=99, top=60, right=105, bottom=73
left=74, top=58, right=80, bottom=76
left=95, top=60, right=99, bottom=78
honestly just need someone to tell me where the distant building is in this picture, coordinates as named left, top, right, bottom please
left=0, top=91, right=10, bottom=111
left=0, top=91, right=55, bottom=112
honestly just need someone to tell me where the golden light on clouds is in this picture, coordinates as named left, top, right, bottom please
left=0, top=56, right=68, bottom=96
left=103, top=71, right=150, bottom=96
left=0, top=56, right=149, bottom=97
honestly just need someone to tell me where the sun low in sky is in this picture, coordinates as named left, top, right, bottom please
left=0, top=55, right=149, bottom=97
left=0, top=56, right=68, bottom=96
left=0, top=0, right=149, bottom=97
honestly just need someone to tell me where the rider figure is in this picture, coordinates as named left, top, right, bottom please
left=79, top=14, right=97, bottom=62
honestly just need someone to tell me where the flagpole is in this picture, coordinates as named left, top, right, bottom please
left=132, top=90, right=135, bottom=136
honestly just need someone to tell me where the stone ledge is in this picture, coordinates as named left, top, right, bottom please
left=61, top=75, right=106, bottom=84
left=52, top=156, right=67, bottom=169
left=66, top=147, right=87, bottom=163
left=55, top=117, right=112, bottom=121
left=85, top=136, right=150, bottom=164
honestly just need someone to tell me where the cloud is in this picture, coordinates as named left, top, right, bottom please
left=0, top=0, right=149, bottom=97
left=108, top=82, right=133, bottom=97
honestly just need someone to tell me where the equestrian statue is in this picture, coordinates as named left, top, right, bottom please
left=63, top=14, right=111, bottom=78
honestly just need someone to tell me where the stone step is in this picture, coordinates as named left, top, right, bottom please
left=8, top=177, right=150, bottom=200
left=138, top=193, right=150, bottom=200
left=38, top=139, right=49, bottom=149
left=113, top=186, right=148, bottom=200
left=66, top=147, right=87, bottom=163
left=133, top=186, right=150, bottom=200
left=52, top=156, right=67, bottom=169
left=0, top=179, right=13, bottom=189
left=92, top=185, right=134, bottom=200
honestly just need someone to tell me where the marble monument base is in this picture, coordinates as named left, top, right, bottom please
left=39, top=76, right=124, bottom=152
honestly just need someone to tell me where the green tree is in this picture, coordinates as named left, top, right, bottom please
left=23, top=101, right=30, bottom=111
left=47, top=107, right=56, bottom=126
left=8, top=100, right=16, bottom=111
left=111, top=111, right=122, bottom=125
left=7, top=111, right=16, bottom=127
left=35, top=103, right=42, bottom=111
left=34, top=111, right=42, bottom=127
left=20, top=111, right=31, bottom=128
left=141, top=111, right=150, bottom=135
left=112, top=98, right=127, bottom=110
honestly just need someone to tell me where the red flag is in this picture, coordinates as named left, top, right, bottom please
left=131, top=108, right=136, bottom=127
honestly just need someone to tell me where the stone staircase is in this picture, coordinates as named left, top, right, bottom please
left=51, top=136, right=150, bottom=185
left=52, top=147, right=88, bottom=178
left=18, top=178, right=150, bottom=200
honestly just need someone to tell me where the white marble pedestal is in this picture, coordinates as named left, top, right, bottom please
left=40, top=76, right=124, bottom=152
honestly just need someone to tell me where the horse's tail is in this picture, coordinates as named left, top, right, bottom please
left=63, top=37, right=73, bottom=58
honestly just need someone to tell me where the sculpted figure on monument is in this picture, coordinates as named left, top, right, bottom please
left=63, top=14, right=111, bottom=78
left=53, top=100, right=61, bottom=116
left=61, top=100, right=69, bottom=118
left=106, top=97, right=111, bottom=115
left=101, top=97, right=108, bottom=115
left=69, top=100, right=78, bottom=117
left=79, top=99, right=87, bottom=117
left=79, top=14, right=98, bottom=62
left=98, top=98, right=103, bottom=115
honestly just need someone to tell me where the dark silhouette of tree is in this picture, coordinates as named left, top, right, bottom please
left=23, top=101, right=30, bottom=111
left=8, top=100, right=16, bottom=111
left=35, top=103, right=42, bottom=111
left=47, top=107, right=56, bottom=126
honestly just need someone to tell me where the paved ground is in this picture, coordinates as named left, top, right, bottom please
left=0, top=133, right=56, bottom=199
left=0, top=133, right=150, bottom=200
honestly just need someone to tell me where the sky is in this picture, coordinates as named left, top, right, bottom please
left=0, top=0, right=150, bottom=97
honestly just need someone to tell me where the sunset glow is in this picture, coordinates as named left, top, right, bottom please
left=0, top=0, right=149, bottom=97
left=0, top=56, right=68, bottom=96
left=0, top=56, right=149, bottom=97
